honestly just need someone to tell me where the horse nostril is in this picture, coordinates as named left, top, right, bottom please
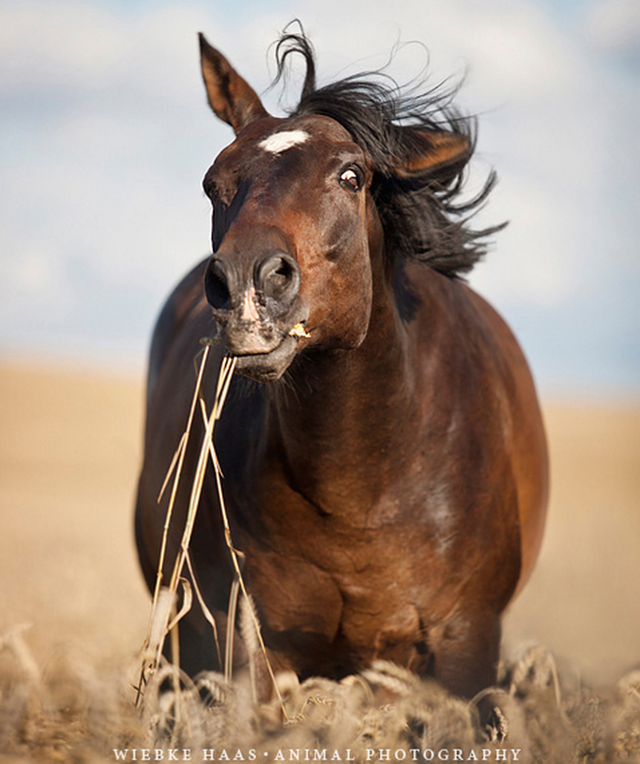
left=204, top=259, right=231, bottom=311
left=256, top=254, right=300, bottom=303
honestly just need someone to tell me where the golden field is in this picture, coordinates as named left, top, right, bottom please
left=0, top=361, right=638, bottom=762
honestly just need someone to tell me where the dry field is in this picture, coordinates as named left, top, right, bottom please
left=0, top=361, right=638, bottom=762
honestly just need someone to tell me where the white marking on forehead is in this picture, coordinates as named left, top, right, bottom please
left=259, top=130, right=310, bottom=154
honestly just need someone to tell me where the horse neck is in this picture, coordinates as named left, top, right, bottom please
left=267, top=258, right=422, bottom=518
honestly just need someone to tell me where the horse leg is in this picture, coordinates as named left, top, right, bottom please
left=161, top=611, right=224, bottom=679
left=430, top=607, right=501, bottom=700
left=171, top=608, right=279, bottom=705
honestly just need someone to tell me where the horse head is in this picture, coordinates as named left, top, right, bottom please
left=198, top=33, right=471, bottom=382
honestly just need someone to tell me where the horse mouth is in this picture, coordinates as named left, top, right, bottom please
left=232, top=326, right=308, bottom=382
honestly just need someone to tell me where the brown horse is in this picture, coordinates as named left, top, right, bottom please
left=135, top=29, right=548, bottom=700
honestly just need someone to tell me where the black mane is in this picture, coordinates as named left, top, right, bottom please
left=273, top=29, right=503, bottom=277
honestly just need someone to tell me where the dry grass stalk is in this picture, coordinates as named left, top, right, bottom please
left=137, top=344, right=216, bottom=700
left=153, top=345, right=211, bottom=607
left=149, top=353, right=234, bottom=676
left=146, top=588, right=176, bottom=662
left=165, top=578, right=193, bottom=635
left=201, top=358, right=287, bottom=716
left=361, top=660, right=421, bottom=697
left=165, top=354, right=235, bottom=596
left=138, top=349, right=285, bottom=720
left=225, top=578, right=241, bottom=683
left=184, top=550, right=223, bottom=668
left=239, top=593, right=261, bottom=705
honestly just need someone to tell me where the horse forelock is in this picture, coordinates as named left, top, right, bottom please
left=271, top=28, right=505, bottom=277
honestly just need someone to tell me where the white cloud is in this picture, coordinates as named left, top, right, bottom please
left=0, top=1, right=126, bottom=94
left=583, top=0, right=640, bottom=57
left=0, top=0, right=638, bottom=390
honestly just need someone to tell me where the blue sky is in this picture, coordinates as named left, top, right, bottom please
left=1, top=0, right=639, bottom=398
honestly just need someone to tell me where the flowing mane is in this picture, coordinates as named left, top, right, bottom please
left=273, top=30, right=503, bottom=277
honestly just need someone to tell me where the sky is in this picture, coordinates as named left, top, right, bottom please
left=1, top=0, right=639, bottom=398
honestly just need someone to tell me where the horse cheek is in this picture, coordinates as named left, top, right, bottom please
left=300, top=212, right=373, bottom=350
left=339, top=244, right=373, bottom=347
left=321, top=228, right=373, bottom=349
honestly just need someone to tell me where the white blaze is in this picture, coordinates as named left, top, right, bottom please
left=241, top=288, right=260, bottom=322
left=259, top=130, right=310, bottom=154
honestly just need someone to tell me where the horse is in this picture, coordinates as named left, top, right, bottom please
left=135, top=28, right=548, bottom=701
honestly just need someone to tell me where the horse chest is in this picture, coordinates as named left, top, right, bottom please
left=236, top=513, right=436, bottom=676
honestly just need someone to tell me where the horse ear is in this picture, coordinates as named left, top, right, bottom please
left=394, top=130, right=471, bottom=184
left=199, top=33, right=270, bottom=134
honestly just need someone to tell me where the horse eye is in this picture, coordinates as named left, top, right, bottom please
left=339, top=168, right=361, bottom=192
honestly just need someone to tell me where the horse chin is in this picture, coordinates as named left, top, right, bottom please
left=232, top=334, right=299, bottom=383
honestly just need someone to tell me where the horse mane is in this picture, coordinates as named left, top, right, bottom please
left=272, top=28, right=504, bottom=277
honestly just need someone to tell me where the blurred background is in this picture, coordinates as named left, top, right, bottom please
left=1, top=0, right=639, bottom=397
left=0, top=0, right=638, bottom=692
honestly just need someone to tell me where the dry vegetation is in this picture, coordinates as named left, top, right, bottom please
left=1, top=628, right=639, bottom=763
left=0, top=361, right=638, bottom=763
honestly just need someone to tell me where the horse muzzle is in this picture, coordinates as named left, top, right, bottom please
left=203, top=252, right=307, bottom=381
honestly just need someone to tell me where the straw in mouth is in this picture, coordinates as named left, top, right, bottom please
left=289, top=322, right=311, bottom=339
left=137, top=348, right=286, bottom=717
